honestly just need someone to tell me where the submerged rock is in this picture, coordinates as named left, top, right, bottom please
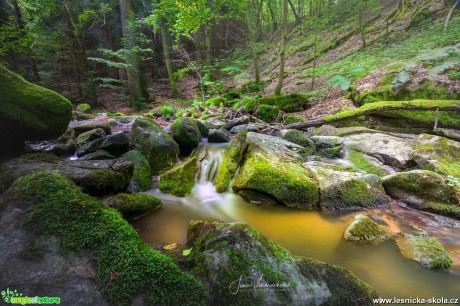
left=411, top=134, right=460, bottom=177
left=171, top=117, right=201, bottom=154
left=382, top=170, right=460, bottom=219
left=131, top=117, right=179, bottom=175
left=159, top=157, right=197, bottom=196
left=121, top=150, right=152, bottom=191
left=344, top=214, right=388, bottom=241
left=0, top=154, right=133, bottom=195
left=102, top=193, right=161, bottom=220
left=187, top=219, right=377, bottom=305
left=0, top=172, right=206, bottom=305
left=396, top=234, right=452, bottom=269
left=0, top=64, right=72, bottom=154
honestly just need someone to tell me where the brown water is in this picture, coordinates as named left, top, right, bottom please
left=131, top=143, right=460, bottom=300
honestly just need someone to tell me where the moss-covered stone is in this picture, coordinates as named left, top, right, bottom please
left=131, top=117, right=179, bottom=175
left=233, top=97, right=256, bottom=112
left=76, top=132, right=130, bottom=157
left=346, top=149, right=391, bottom=176
left=396, top=233, right=452, bottom=269
left=171, top=117, right=201, bottom=153
left=284, top=115, right=305, bottom=124
left=0, top=64, right=72, bottom=152
left=122, top=150, right=152, bottom=191
left=76, top=103, right=91, bottom=114
left=257, top=93, right=309, bottom=112
left=344, top=214, right=388, bottom=241
left=102, top=193, right=161, bottom=220
left=254, top=104, right=279, bottom=122
left=214, top=130, right=247, bottom=192
left=79, top=150, right=115, bottom=160
left=187, top=219, right=377, bottom=305
left=278, top=129, right=315, bottom=154
left=1, top=172, right=206, bottom=305
left=76, top=128, right=107, bottom=145
left=382, top=170, right=460, bottom=219
left=411, top=134, right=460, bottom=177
left=159, top=157, right=197, bottom=196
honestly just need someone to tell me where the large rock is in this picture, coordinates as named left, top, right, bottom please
left=208, top=129, right=231, bottom=143
left=344, top=148, right=392, bottom=177
left=76, top=132, right=130, bottom=157
left=0, top=172, right=206, bottom=305
left=121, top=150, right=152, bottom=191
left=221, top=115, right=250, bottom=131
left=344, top=214, right=388, bottom=241
left=24, top=128, right=76, bottom=157
left=342, top=132, right=415, bottom=169
left=101, top=193, right=161, bottom=220
left=171, top=117, right=201, bottom=153
left=411, top=134, right=460, bottom=177
left=187, top=220, right=377, bottom=305
left=130, top=117, right=179, bottom=175
left=279, top=129, right=315, bottom=152
left=76, top=128, right=107, bottom=145
left=0, top=153, right=133, bottom=195
left=396, top=234, right=452, bottom=269
left=305, top=161, right=389, bottom=210
left=0, top=64, right=72, bottom=154
left=382, top=170, right=460, bottom=219
left=69, top=119, right=111, bottom=136
left=232, top=133, right=319, bottom=209
left=229, top=124, right=260, bottom=134
left=159, top=157, right=197, bottom=196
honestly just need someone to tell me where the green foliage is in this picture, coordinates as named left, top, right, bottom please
left=5, top=172, right=206, bottom=305
left=161, top=104, right=176, bottom=119
left=329, top=75, right=352, bottom=91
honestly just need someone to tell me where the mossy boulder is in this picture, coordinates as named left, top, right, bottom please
left=208, top=129, right=231, bottom=143
left=76, top=128, right=107, bottom=145
left=305, top=161, right=389, bottom=210
left=345, top=148, right=391, bottom=177
left=284, top=115, right=305, bottom=124
left=76, top=132, right=130, bottom=157
left=121, top=150, right=152, bottom=191
left=0, top=172, right=206, bottom=305
left=232, top=133, right=319, bottom=209
left=382, top=170, right=460, bottom=219
left=0, top=64, right=72, bottom=153
left=254, top=104, right=279, bottom=123
left=229, top=124, right=260, bottom=134
left=195, top=120, right=209, bottom=137
left=76, top=103, right=91, bottom=114
left=215, top=130, right=247, bottom=192
left=221, top=115, right=250, bottom=131
left=396, top=233, right=452, bottom=269
left=310, top=136, right=344, bottom=159
left=411, top=134, right=460, bottom=177
left=102, top=193, right=161, bottom=220
left=131, top=117, right=179, bottom=175
left=171, top=117, right=201, bottom=153
left=344, top=214, right=388, bottom=241
left=0, top=154, right=133, bottom=195
left=257, top=93, right=309, bottom=112
left=279, top=129, right=315, bottom=154
left=187, top=220, right=377, bottom=305
left=79, top=150, right=115, bottom=160
left=159, top=157, right=197, bottom=196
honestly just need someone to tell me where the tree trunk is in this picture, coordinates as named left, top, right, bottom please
left=444, top=0, right=460, bottom=31
left=246, top=12, right=261, bottom=83
left=274, top=0, right=288, bottom=96
left=205, top=25, right=212, bottom=66
left=267, top=1, right=278, bottom=32
left=288, top=0, right=300, bottom=23
left=159, top=16, right=178, bottom=96
left=119, top=0, right=146, bottom=106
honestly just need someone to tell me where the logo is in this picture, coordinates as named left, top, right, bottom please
left=229, top=275, right=291, bottom=295
left=1, top=288, right=60, bottom=305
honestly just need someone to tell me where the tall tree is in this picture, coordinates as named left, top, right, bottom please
left=444, top=0, right=460, bottom=31
left=274, top=0, right=288, bottom=96
left=245, top=0, right=261, bottom=83
left=119, top=0, right=147, bottom=105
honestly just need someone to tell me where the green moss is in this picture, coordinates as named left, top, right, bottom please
left=344, top=214, right=387, bottom=241
left=103, top=193, right=161, bottom=220
left=284, top=115, right=305, bottom=124
left=4, top=172, right=206, bottom=305
left=409, top=8, right=431, bottom=29
left=233, top=152, right=319, bottom=209
left=398, top=234, right=452, bottom=269
left=233, top=97, right=256, bottom=112
left=0, top=64, right=72, bottom=143
left=121, top=150, right=152, bottom=191
left=215, top=130, right=248, bottom=192
left=279, top=129, right=315, bottom=154
left=85, top=169, right=132, bottom=195
left=321, top=179, right=379, bottom=210
left=114, top=112, right=126, bottom=117
left=171, top=117, right=201, bottom=152
left=347, top=149, right=389, bottom=176
left=254, top=104, right=279, bottom=123
left=159, top=157, right=197, bottom=196
left=257, top=93, right=309, bottom=112
left=76, top=103, right=91, bottom=113
left=161, top=104, right=176, bottom=119
left=448, top=70, right=460, bottom=80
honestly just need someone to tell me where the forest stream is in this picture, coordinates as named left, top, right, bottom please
left=132, top=142, right=460, bottom=300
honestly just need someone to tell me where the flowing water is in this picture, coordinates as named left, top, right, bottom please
left=131, top=143, right=460, bottom=300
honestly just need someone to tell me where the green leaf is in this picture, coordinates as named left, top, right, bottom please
left=182, top=247, right=192, bottom=256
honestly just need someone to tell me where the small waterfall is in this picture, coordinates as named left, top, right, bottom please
left=196, top=144, right=225, bottom=184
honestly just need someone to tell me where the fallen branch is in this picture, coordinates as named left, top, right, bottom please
left=285, top=100, right=460, bottom=130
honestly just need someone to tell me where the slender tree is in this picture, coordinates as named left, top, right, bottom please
left=444, top=0, right=460, bottom=31
left=274, top=0, right=288, bottom=96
